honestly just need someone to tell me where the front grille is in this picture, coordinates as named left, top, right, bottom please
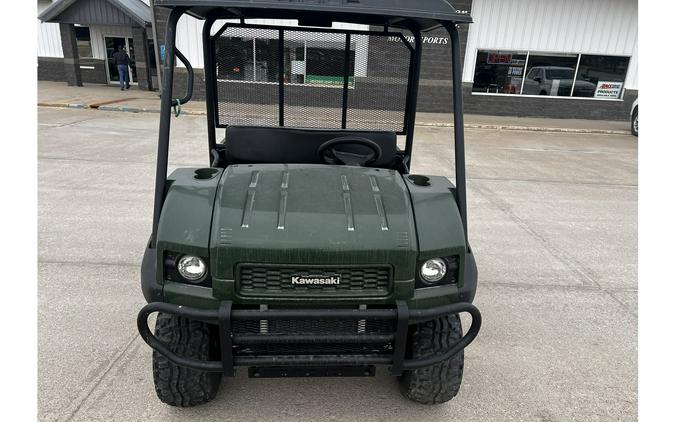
left=232, top=318, right=395, bottom=335
left=235, top=342, right=393, bottom=356
left=237, top=265, right=392, bottom=297
left=232, top=314, right=396, bottom=357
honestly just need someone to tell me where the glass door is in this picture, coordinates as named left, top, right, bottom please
left=105, top=36, right=137, bottom=85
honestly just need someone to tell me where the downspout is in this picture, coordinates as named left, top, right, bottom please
left=149, top=0, right=163, bottom=94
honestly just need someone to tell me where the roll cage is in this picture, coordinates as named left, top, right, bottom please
left=151, top=1, right=472, bottom=249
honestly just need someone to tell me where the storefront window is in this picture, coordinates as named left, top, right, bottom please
left=284, top=41, right=305, bottom=84
left=216, top=37, right=254, bottom=80
left=254, top=38, right=280, bottom=82
left=74, top=26, right=92, bottom=58
left=473, top=50, right=630, bottom=100
left=521, top=53, right=578, bottom=96
left=573, top=55, right=630, bottom=98
left=306, top=41, right=355, bottom=87
left=217, top=36, right=354, bottom=87
left=472, top=51, right=527, bottom=94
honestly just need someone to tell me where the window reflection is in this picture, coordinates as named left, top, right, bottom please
left=254, top=38, right=279, bottom=82
left=74, top=26, right=92, bottom=58
left=473, top=50, right=631, bottom=100
left=573, top=55, right=630, bottom=98
left=284, top=41, right=305, bottom=84
left=472, top=51, right=527, bottom=94
left=521, top=54, right=578, bottom=96
left=216, top=37, right=355, bottom=87
left=306, top=41, right=355, bottom=87
left=216, top=37, right=254, bottom=80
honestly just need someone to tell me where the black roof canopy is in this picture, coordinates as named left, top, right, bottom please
left=154, top=0, right=472, bottom=30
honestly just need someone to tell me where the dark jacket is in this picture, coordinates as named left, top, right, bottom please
left=112, top=51, right=130, bottom=66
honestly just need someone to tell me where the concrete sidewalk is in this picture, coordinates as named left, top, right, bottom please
left=37, top=81, right=632, bottom=135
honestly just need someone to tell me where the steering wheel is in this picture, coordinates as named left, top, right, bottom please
left=317, top=136, right=382, bottom=166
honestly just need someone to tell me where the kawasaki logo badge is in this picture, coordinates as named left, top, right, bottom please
left=291, top=275, right=341, bottom=285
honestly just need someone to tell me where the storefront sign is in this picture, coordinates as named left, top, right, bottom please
left=487, top=53, right=512, bottom=64
left=388, top=36, right=448, bottom=45
left=306, top=74, right=355, bottom=87
left=594, top=81, right=623, bottom=99
left=485, top=53, right=525, bottom=66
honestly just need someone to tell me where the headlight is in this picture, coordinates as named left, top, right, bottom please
left=177, top=255, right=207, bottom=282
left=420, top=258, right=447, bottom=284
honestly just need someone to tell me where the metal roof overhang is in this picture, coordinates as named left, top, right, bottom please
left=38, top=0, right=152, bottom=27
left=153, top=0, right=472, bottom=31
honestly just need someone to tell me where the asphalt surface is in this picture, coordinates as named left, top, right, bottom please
left=38, top=107, right=638, bottom=421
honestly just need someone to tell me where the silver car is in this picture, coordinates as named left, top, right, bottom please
left=522, top=66, right=596, bottom=97
left=631, top=98, right=638, bottom=136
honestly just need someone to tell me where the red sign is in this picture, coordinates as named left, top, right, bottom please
left=487, top=53, right=513, bottom=64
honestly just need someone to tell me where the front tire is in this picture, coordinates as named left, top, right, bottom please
left=398, top=314, right=464, bottom=404
left=152, top=313, right=222, bottom=407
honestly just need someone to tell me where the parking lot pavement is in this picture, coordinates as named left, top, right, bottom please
left=38, top=106, right=637, bottom=421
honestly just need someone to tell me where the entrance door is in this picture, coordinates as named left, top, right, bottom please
left=105, top=36, right=137, bottom=85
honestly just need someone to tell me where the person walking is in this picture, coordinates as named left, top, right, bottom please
left=112, top=45, right=131, bottom=90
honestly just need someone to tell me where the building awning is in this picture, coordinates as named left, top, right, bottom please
left=38, top=0, right=152, bottom=27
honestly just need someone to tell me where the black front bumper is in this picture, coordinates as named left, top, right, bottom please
left=138, top=301, right=481, bottom=376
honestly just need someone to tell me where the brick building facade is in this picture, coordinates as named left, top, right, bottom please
left=38, top=0, right=638, bottom=121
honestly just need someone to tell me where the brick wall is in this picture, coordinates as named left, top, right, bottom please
left=172, top=67, right=206, bottom=102
left=132, top=26, right=152, bottom=90
left=38, top=57, right=108, bottom=85
left=59, top=23, right=82, bottom=86
left=464, top=85, right=637, bottom=121
left=79, top=58, right=108, bottom=84
left=38, top=57, right=66, bottom=81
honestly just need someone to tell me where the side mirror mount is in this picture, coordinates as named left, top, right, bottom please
left=171, top=47, right=194, bottom=107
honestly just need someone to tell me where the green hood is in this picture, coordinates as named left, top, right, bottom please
left=209, top=164, right=418, bottom=281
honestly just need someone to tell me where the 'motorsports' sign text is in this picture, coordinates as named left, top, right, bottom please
left=388, top=35, right=449, bottom=45
left=291, top=275, right=341, bottom=285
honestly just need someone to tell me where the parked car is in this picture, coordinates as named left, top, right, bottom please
left=522, top=66, right=596, bottom=97
left=631, top=98, right=638, bottom=136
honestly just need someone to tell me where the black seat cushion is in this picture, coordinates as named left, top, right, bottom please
left=223, top=126, right=397, bottom=167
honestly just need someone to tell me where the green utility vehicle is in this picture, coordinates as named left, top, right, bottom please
left=138, top=0, right=481, bottom=407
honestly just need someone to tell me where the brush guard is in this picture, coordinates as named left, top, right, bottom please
left=137, top=301, right=481, bottom=376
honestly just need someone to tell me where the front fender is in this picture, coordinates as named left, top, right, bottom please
left=404, top=175, right=478, bottom=303
left=141, top=239, right=162, bottom=302
left=155, top=168, right=224, bottom=278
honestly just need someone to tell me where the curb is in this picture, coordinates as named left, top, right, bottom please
left=97, top=104, right=208, bottom=116
left=97, top=105, right=158, bottom=113
left=37, top=102, right=631, bottom=135
left=38, top=102, right=86, bottom=109
left=419, top=121, right=631, bottom=135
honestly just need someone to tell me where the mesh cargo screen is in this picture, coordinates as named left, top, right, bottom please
left=213, top=24, right=413, bottom=133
